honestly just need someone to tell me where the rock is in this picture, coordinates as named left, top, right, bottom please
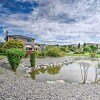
left=25, top=68, right=32, bottom=73
left=56, top=80, right=65, bottom=84
left=47, top=81, right=55, bottom=84
left=47, top=80, right=65, bottom=84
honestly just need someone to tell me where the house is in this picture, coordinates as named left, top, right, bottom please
left=37, top=44, right=46, bottom=51
left=5, top=35, right=40, bottom=52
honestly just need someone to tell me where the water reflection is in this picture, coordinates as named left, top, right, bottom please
left=30, top=61, right=99, bottom=83
left=30, top=66, right=61, bottom=80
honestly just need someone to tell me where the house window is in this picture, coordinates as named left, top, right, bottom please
left=27, top=39, right=32, bottom=42
left=13, top=37, right=16, bottom=40
left=26, top=47, right=32, bottom=51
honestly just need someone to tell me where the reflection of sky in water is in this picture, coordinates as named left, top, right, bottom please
left=30, top=62, right=97, bottom=83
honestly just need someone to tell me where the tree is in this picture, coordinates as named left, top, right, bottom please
left=79, top=61, right=90, bottom=84
left=2, top=39, right=24, bottom=53
left=83, top=46, right=90, bottom=53
left=83, top=42, right=86, bottom=47
left=5, top=31, right=9, bottom=42
left=6, top=48, right=26, bottom=72
left=90, top=45, right=98, bottom=53
left=78, top=43, right=80, bottom=48
left=30, top=51, right=36, bottom=67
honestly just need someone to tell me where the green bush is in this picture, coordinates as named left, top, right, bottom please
left=38, top=51, right=46, bottom=58
left=74, top=48, right=83, bottom=54
left=6, top=48, right=26, bottom=72
left=30, top=51, right=35, bottom=67
left=47, top=47, right=64, bottom=57
left=34, top=50, right=40, bottom=57
left=83, top=46, right=90, bottom=53
left=97, top=52, right=100, bottom=54
left=2, top=39, right=24, bottom=53
left=89, top=53, right=95, bottom=58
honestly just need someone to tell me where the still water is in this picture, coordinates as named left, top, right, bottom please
left=30, top=61, right=98, bottom=83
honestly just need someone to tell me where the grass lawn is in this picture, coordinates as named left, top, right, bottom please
left=65, top=53, right=100, bottom=58
left=65, top=53, right=89, bottom=57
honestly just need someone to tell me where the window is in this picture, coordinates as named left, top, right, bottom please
left=13, top=37, right=16, bottom=40
left=26, top=47, right=32, bottom=51
left=27, top=39, right=32, bottom=42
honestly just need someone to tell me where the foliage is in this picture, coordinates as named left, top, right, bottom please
left=6, top=48, right=26, bottom=72
left=2, top=39, right=24, bottom=53
left=89, top=53, right=96, bottom=58
left=34, top=50, right=40, bottom=57
left=68, top=45, right=76, bottom=52
left=46, top=47, right=64, bottom=57
left=78, top=43, right=80, bottom=48
left=37, top=51, right=46, bottom=58
left=83, top=42, right=86, bottom=47
left=97, top=52, right=100, bottom=54
left=30, top=51, right=36, bottom=67
left=59, top=46, right=69, bottom=53
left=59, top=46, right=66, bottom=52
left=74, top=48, right=83, bottom=54
left=47, top=66, right=61, bottom=75
left=83, top=46, right=90, bottom=53
left=90, top=45, right=98, bottom=53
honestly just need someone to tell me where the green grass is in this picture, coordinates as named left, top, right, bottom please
left=95, top=54, right=100, bottom=58
left=65, top=53, right=100, bottom=58
left=65, top=53, right=89, bottom=57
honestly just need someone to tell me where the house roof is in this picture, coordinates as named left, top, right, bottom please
left=5, top=35, right=35, bottom=40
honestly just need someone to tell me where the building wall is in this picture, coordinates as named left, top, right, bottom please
left=8, top=36, right=35, bottom=46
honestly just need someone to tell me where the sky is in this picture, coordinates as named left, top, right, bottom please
left=0, top=0, right=100, bottom=45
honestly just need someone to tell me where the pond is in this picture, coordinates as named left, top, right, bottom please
left=30, top=60, right=99, bottom=83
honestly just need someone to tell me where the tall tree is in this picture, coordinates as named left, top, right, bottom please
left=78, top=43, right=80, bottom=48
left=83, top=42, right=86, bottom=47
left=5, top=31, right=9, bottom=42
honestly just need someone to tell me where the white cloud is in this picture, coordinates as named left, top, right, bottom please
left=1, top=0, right=100, bottom=44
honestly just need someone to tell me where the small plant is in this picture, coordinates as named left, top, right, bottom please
left=6, top=48, right=26, bottom=72
left=89, top=53, right=95, bottom=58
left=38, top=51, right=46, bottom=58
left=30, top=51, right=36, bottom=67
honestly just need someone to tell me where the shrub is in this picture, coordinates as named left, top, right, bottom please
left=47, top=47, right=64, bottom=57
left=6, top=48, right=26, bottom=72
left=37, top=51, right=46, bottom=58
left=97, top=52, right=100, bottom=54
left=83, top=46, right=90, bottom=53
left=30, top=51, right=36, bottom=67
left=34, top=50, right=40, bottom=57
left=74, top=48, right=83, bottom=54
left=2, top=39, right=24, bottom=53
left=89, top=53, right=95, bottom=58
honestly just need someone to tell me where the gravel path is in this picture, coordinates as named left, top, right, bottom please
left=0, top=58, right=100, bottom=100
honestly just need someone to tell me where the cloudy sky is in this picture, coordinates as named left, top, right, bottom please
left=0, top=0, right=100, bottom=44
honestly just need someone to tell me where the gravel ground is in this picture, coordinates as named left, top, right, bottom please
left=0, top=58, right=100, bottom=100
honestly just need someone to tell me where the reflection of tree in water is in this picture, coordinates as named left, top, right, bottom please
left=30, top=66, right=61, bottom=80
left=29, top=70, right=40, bottom=80
left=47, top=66, right=61, bottom=75
left=39, top=67, right=47, bottom=73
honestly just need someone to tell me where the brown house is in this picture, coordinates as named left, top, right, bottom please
left=5, top=35, right=40, bottom=52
